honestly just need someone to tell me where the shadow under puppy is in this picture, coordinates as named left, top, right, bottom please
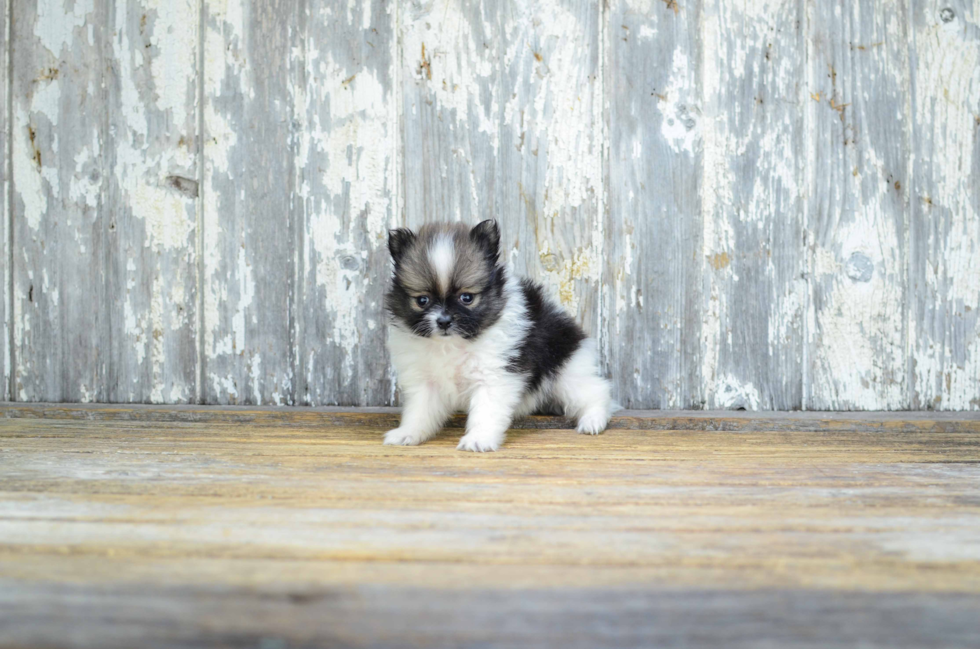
left=384, top=220, right=614, bottom=452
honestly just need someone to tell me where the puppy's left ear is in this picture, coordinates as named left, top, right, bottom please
left=470, top=219, right=500, bottom=264
left=388, top=228, right=416, bottom=263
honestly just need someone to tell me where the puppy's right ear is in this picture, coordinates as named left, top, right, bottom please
left=388, top=228, right=416, bottom=262
left=470, top=219, right=500, bottom=264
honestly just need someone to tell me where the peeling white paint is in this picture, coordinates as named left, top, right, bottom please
left=402, top=0, right=497, bottom=147
left=659, top=50, right=699, bottom=154
left=145, top=0, right=198, bottom=120
left=811, top=200, right=906, bottom=409
left=35, top=0, right=94, bottom=57
left=501, top=0, right=602, bottom=318
left=10, top=0, right=980, bottom=410
left=202, top=0, right=248, bottom=399
left=2, top=2, right=8, bottom=400
left=714, top=375, right=762, bottom=410
left=13, top=107, right=48, bottom=231
left=308, top=55, right=390, bottom=236
left=909, top=4, right=980, bottom=410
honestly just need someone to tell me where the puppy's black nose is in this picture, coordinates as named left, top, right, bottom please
left=436, top=314, right=452, bottom=330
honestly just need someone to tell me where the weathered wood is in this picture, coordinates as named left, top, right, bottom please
left=1, top=412, right=979, bottom=647
left=103, top=0, right=200, bottom=403
left=909, top=0, right=980, bottom=410
left=1, top=0, right=8, bottom=402
left=3, top=402, right=979, bottom=432
left=11, top=0, right=107, bottom=402
left=295, top=0, right=395, bottom=406
left=5, top=0, right=980, bottom=412
left=201, top=0, right=297, bottom=405
left=399, top=0, right=499, bottom=230
left=701, top=0, right=806, bottom=409
left=3, top=583, right=978, bottom=649
left=496, top=0, right=603, bottom=337
left=806, top=0, right=911, bottom=409
left=10, top=1, right=200, bottom=404
left=604, top=0, right=703, bottom=408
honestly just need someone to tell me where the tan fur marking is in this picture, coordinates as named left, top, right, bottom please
left=398, top=223, right=491, bottom=297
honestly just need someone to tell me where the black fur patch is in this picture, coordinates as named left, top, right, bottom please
left=507, top=278, right=586, bottom=391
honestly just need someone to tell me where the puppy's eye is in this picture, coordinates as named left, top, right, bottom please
left=415, top=296, right=430, bottom=308
left=459, top=293, right=474, bottom=305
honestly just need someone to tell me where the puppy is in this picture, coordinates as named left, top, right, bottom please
left=384, top=220, right=614, bottom=452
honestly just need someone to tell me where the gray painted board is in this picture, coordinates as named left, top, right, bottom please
left=1, top=0, right=8, bottom=401
left=201, top=0, right=297, bottom=405
left=909, top=0, right=980, bottom=410
left=103, top=0, right=200, bottom=403
left=296, top=0, right=396, bottom=406
left=399, top=0, right=499, bottom=232
left=496, top=0, right=603, bottom=338
left=11, top=0, right=107, bottom=402
left=806, top=0, right=911, bottom=410
left=604, top=0, right=703, bottom=409
left=5, top=0, right=980, bottom=410
left=701, top=0, right=806, bottom=410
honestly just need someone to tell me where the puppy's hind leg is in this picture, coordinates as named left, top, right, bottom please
left=554, top=340, right=614, bottom=435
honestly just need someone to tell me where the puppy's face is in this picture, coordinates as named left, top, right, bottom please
left=385, top=220, right=506, bottom=339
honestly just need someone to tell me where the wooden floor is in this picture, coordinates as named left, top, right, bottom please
left=2, top=405, right=980, bottom=648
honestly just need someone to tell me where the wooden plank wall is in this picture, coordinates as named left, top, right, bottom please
left=1, top=0, right=7, bottom=404
left=3, top=0, right=979, bottom=410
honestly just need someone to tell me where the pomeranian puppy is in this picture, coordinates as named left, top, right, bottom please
left=384, top=220, right=614, bottom=452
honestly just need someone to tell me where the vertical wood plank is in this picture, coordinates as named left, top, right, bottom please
left=399, top=0, right=499, bottom=231
left=497, top=0, right=603, bottom=337
left=103, top=0, right=200, bottom=402
left=806, top=0, right=911, bottom=409
left=1, top=0, right=8, bottom=400
left=296, top=0, right=395, bottom=405
left=700, top=0, right=806, bottom=410
left=202, top=0, right=297, bottom=404
left=604, top=0, right=703, bottom=409
left=11, top=0, right=107, bottom=402
left=909, top=1, right=980, bottom=410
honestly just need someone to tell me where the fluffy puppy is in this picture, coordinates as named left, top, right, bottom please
left=384, top=220, right=614, bottom=452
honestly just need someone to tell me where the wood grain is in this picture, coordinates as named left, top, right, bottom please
left=5, top=0, right=980, bottom=411
left=201, top=0, right=298, bottom=405
left=11, top=0, right=107, bottom=402
left=909, top=0, right=980, bottom=410
left=1, top=0, right=8, bottom=402
left=399, top=0, right=499, bottom=231
left=497, top=0, right=603, bottom=337
left=2, top=582, right=978, bottom=649
left=701, top=0, right=806, bottom=410
left=604, top=0, right=703, bottom=408
left=103, top=0, right=201, bottom=403
left=806, top=0, right=911, bottom=409
left=295, top=0, right=396, bottom=407
left=3, top=403, right=979, bottom=432
left=1, top=409, right=979, bottom=647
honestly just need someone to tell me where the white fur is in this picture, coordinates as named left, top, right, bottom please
left=385, top=273, right=614, bottom=452
left=429, top=235, right=455, bottom=295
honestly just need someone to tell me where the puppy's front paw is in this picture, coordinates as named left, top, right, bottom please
left=456, top=431, right=503, bottom=453
left=384, top=428, right=425, bottom=446
left=575, top=410, right=609, bottom=435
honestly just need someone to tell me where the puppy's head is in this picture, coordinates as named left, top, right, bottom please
left=385, top=220, right=506, bottom=339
